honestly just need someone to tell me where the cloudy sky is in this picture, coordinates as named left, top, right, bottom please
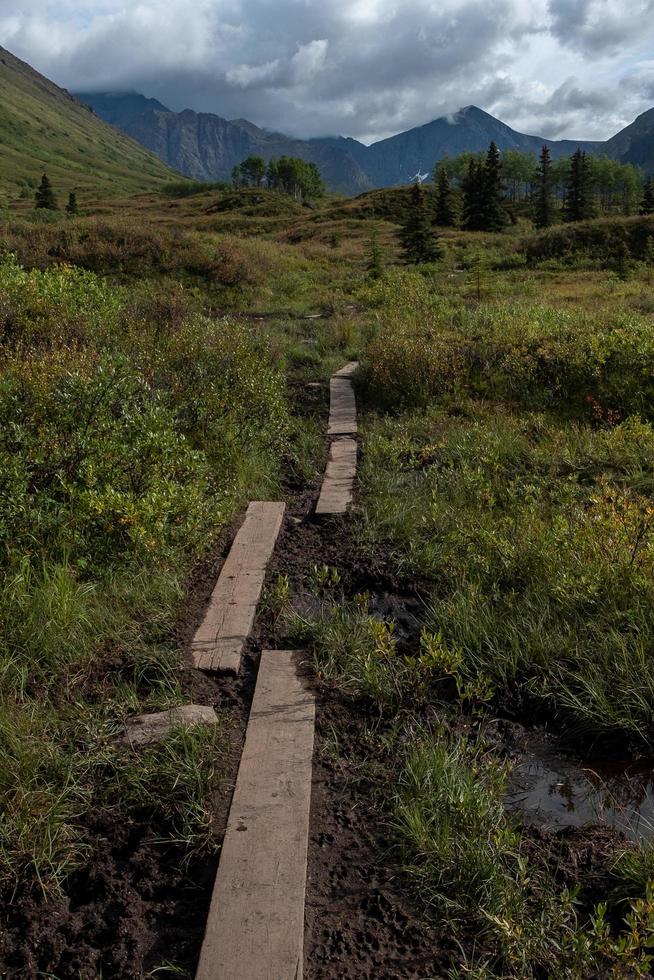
left=1, top=0, right=654, bottom=143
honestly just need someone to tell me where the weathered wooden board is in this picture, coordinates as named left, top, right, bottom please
left=195, top=650, right=315, bottom=980
left=191, top=502, right=285, bottom=674
left=327, top=361, right=358, bottom=436
left=315, top=438, right=357, bottom=516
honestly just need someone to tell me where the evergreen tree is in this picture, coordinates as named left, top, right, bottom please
left=34, top=173, right=57, bottom=210
left=613, top=239, right=633, bottom=280
left=640, top=177, right=654, bottom=215
left=399, top=182, right=442, bottom=263
left=461, top=158, right=485, bottom=231
left=366, top=230, right=385, bottom=279
left=66, top=191, right=78, bottom=216
left=434, top=166, right=456, bottom=226
left=534, top=145, right=554, bottom=228
left=563, top=149, right=595, bottom=222
left=481, top=141, right=506, bottom=232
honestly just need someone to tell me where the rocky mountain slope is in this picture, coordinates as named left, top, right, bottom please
left=604, top=107, right=654, bottom=175
left=77, top=93, right=374, bottom=194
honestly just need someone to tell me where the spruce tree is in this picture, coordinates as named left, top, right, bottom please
left=66, top=191, right=78, bottom=215
left=534, top=145, right=554, bottom=228
left=461, top=158, right=485, bottom=231
left=613, top=239, right=633, bottom=281
left=563, top=149, right=595, bottom=222
left=481, top=141, right=506, bottom=232
left=640, top=177, right=654, bottom=215
left=366, top=230, right=385, bottom=279
left=399, top=182, right=442, bottom=263
left=434, top=166, right=456, bottom=226
left=34, top=173, right=57, bottom=210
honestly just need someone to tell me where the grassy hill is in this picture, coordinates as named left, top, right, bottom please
left=0, top=46, right=176, bottom=202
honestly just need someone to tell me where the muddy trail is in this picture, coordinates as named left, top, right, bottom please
left=255, top=494, right=654, bottom=975
left=3, top=367, right=654, bottom=979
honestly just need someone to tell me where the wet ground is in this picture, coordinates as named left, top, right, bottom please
left=4, top=375, right=654, bottom=977
left=497, top=721, right=654, bottom=841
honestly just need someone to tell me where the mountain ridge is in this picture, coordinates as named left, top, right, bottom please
left=77, top=90, right=654, bottom=194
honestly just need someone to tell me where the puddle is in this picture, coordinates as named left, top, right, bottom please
left=500, top=725, right=654, bottom=841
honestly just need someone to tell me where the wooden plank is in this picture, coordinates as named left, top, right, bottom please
left=334, top=361, right=359, bottom=378
left=195, top=650, right=315, bottom=980
left=191, top=502, right=285, bottom=674
left=328, top=361, right=358, bottom=436
left=315, top=438, right=357, bottom=516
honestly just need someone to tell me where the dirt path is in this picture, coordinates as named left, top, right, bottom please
left=259, top=509, right=452, bottom=980
left=187, top=362, right=449, bottom=979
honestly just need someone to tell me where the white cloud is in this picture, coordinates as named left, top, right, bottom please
left=226, top=59, right=281, bottom=88
left=291, top=39, right=328, bottom=83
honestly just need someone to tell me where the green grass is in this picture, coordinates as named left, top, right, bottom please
left=0, top=46, right=175, bottom=203
left=356, top=399, right=654, bottom=744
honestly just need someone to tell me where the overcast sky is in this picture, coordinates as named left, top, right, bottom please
left=1, top=0, right=654, bottom=144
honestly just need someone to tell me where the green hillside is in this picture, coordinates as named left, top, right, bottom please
left=0, top=46, right=176, bottom=200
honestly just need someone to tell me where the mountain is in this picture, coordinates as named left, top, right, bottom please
left=604, top=108, right=654, bottom=174
left=363, top=106, right=602, bottom=186
left=0, top=48, right=176, bottom=199
left=74, top=91, right=172, bottom=129
left=76, top=90, right=654, bottom=196
left=76, top=94, right=374, bottom=194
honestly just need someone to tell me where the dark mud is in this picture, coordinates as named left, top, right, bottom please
left=307, top=702, right=454, bottom=980
left=0, top=818, right=216, bottom=979
left=256, top=491, right=453, bottom=978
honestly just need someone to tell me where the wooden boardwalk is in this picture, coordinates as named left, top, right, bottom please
left=328, top=361, right=358, bottom=437
left=317, top=362, right=359, bottom=516
left=191, top=502, right=285, bottom=674
left=195, top=650, right=315, bottom=980
left=315, top=438, right=358, bottom=516
left=194, top=361, right=359, bottom=977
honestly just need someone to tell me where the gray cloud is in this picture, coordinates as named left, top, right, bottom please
left=548, top=0, right=654, bottom=54
left=0, top=0, right=653, bottom=143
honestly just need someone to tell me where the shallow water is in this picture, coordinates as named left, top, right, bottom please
left=503, top=728, right=654, bottom=841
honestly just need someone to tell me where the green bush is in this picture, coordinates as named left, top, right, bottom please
left=363, top=269, right=654, bottom=417
left=524, top=215, right=654, bottom=267
left=0, top=254, right=290, bottom=892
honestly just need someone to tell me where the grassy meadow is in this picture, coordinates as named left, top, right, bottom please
left=3, top=177, right=654, bottom=975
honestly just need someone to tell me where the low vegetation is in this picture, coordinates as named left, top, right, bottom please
left=4, top=155, right=654, bottom=976
left=0, top=250, right=293, bottom=967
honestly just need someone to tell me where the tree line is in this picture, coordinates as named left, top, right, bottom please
left=433, top=148, right=644, bottom=217
left=395, top=141, right=654, bottom=265
left=428, top=143, right=654, bottom=233
left=231, top=155, right=324, bottom=201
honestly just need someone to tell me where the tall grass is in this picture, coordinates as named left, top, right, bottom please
left=358, top=403, right=654, bottom=743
